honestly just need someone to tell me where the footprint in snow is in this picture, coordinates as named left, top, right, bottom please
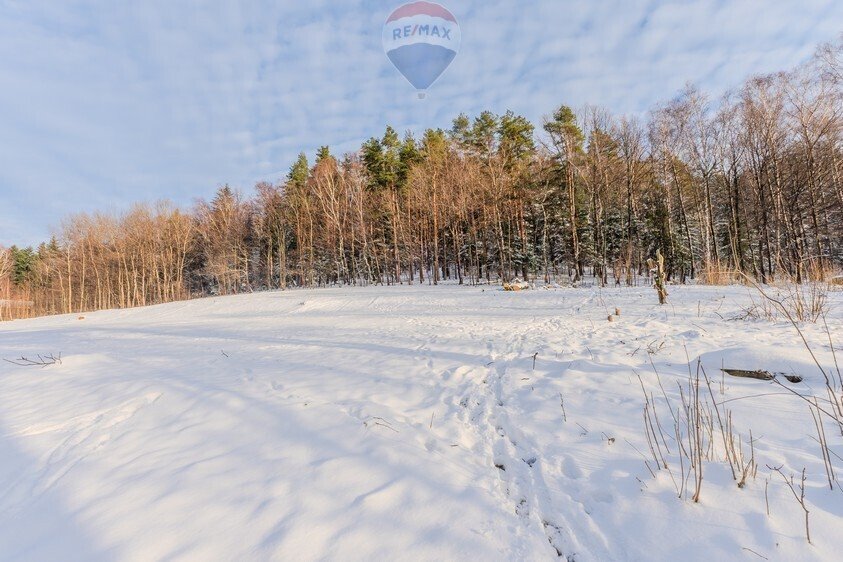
left=561, top=455, right=584, bottom=480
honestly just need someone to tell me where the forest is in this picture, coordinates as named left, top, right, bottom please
left=1, top=41, right=840, bottom=320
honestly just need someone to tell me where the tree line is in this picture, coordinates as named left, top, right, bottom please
left=1, top=40, right=840, bottom=319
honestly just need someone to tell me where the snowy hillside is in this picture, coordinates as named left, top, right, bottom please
left=1, top=284, right=842, bottom=561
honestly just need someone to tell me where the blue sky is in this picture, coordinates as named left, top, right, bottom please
left=1, top=0, right=841, bottom=246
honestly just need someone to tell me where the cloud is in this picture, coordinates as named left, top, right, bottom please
left=0, top=0, right=840, bottom=245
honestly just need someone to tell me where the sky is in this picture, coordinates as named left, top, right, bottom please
left=1, top=0, right=841, bottom=246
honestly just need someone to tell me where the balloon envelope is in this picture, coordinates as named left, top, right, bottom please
left=382, top=2, right=461, bottom=91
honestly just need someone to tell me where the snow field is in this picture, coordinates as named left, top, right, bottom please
left=0, top=284, right=841, bottom=561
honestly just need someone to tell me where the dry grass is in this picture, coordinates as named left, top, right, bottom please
left=638, top=359, right=757, bottom=503
left=699, top=261, right=742, bottom=286
left=739, top=278, right=831, bottom=324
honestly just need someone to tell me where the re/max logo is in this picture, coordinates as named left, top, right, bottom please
left=392, top=24, right=453, bottom=40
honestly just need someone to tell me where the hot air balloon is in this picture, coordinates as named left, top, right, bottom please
left=382, top=1, right=461, bottom=98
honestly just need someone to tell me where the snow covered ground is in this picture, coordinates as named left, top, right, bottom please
left=1, top=284, right=842, bottom=561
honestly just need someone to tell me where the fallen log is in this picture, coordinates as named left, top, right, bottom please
left=721, top=369, right=803, bottom=384
left=722, top=369, right=773, bottom=381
